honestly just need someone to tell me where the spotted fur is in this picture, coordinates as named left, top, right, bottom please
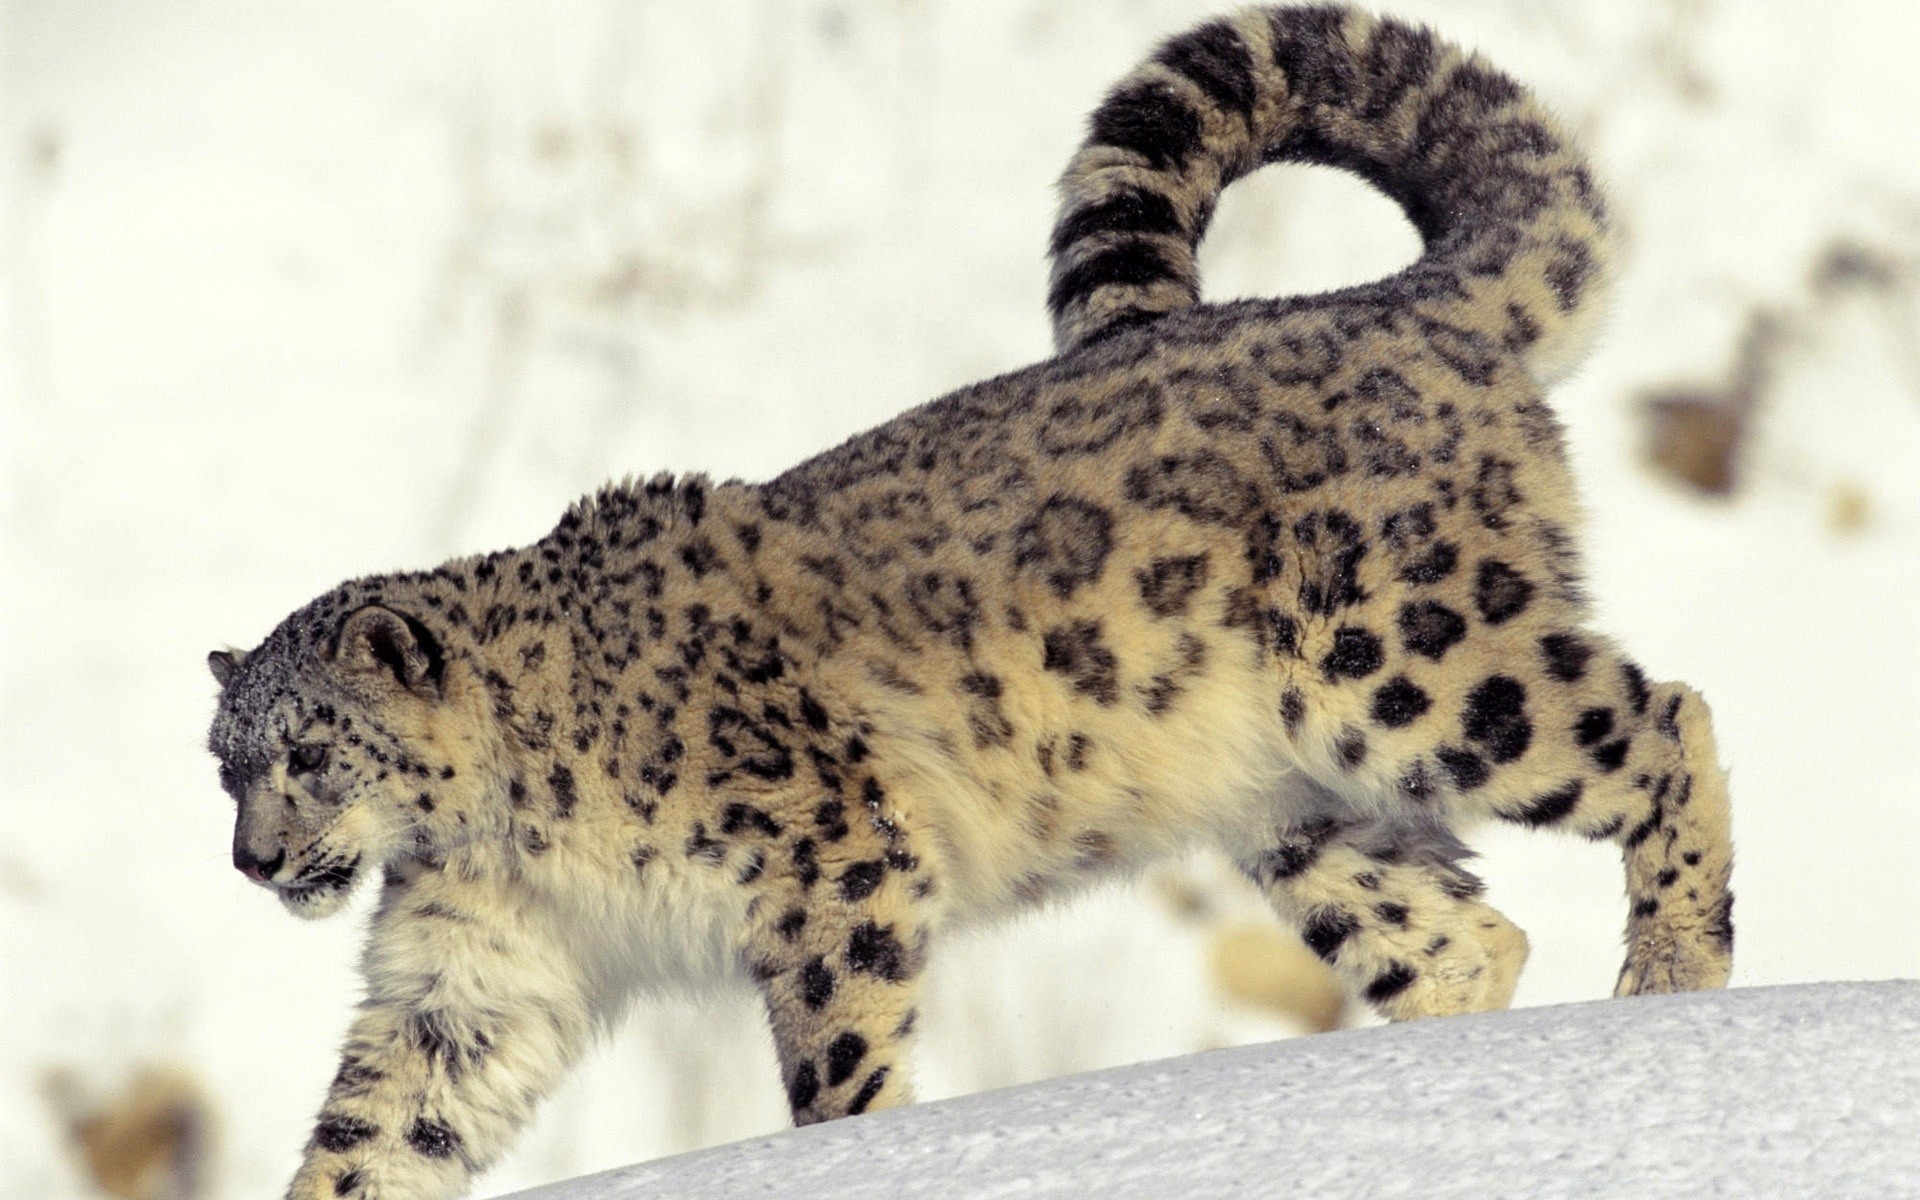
left=208, top=9, right=1732, bottom=1198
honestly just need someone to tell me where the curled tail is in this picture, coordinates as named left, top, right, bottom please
left=1047, top=5, right=1613, bottom=383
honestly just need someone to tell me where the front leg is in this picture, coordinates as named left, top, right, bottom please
left=749, top=880, right=932, bottom=1125
left=287, top=871, right=594, bottom=1200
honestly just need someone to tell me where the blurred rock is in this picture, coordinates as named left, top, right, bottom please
left=1641, top=390, right=1745, bottom=495
left=1827, top=481, right=1872, bottom=535
left=1208, top=922, right=1348, bottom=1034
left=27, top=123, right=62, bottom=176
left=1149, top=860, right=1346, bottom=1033
left=1811, top=240, right=1904, bottom=296
left=0, top=853, right=48, bottom=900
left=1638, top=309, right=1784, bottom=496
left=43, top=1066, right=214, bottom=1200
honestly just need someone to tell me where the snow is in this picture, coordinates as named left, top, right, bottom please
left=502, top=982, right=1920, bottom=1199
left=3, top=2, right=1919, bottom=1197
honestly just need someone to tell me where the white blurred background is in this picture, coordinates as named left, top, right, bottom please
left=3, top=1, right=1917, bottom=1196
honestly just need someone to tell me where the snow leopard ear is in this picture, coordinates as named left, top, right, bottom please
left=207, top=649, right=244, bottom=688
left=334, top=605, right=445, bottom=699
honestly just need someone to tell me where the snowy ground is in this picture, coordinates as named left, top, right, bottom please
left=3, top=1, right=1918, bottom=1197
left=504, top=981, right=1920, bottom=1200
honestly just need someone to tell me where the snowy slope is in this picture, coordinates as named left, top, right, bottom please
left=502, top=982, right=1920, bottom=1200
left=4, top=1, right=1920, bottom=1197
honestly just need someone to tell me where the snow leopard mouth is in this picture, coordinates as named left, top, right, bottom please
left=280, top=854, right=362, bottom=901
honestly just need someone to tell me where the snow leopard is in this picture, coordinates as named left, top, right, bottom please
left=206, top=7, right=1735, bottom=1197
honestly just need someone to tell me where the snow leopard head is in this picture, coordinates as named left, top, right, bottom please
left=207, top=592, right=495, bottom=919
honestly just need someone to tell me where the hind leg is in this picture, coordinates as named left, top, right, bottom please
left=1238, top=817, right=1530, bottom=1021
left=1587, top=681, right=1735, bottom=995
left=1447, top=656, right=1736, bottom=996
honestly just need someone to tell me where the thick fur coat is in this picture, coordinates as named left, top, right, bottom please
left=207, top=8, right=1734, bottom=1197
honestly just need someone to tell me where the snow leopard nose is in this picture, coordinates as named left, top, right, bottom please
left=234, top=844, right=286, bottom=882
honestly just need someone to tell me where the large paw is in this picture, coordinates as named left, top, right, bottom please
left=1617, top=884, right=1734, bottom=996
left=1375, top=912, right=1530, bottom=1021
left=1614, top=932, right=1732, bottom=996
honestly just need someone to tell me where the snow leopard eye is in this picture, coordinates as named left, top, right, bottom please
left=288, top=744, right=329, bottom=776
